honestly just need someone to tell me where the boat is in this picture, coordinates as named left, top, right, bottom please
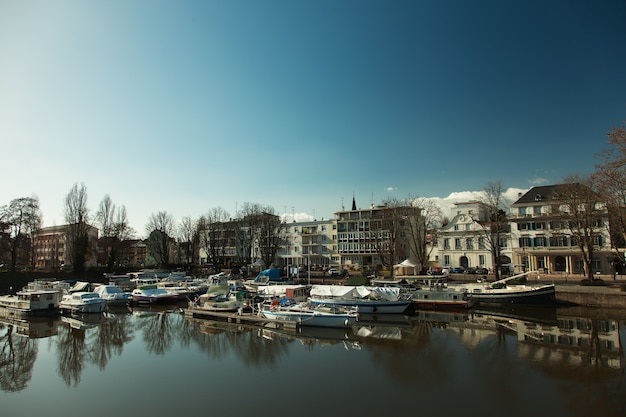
left=260, top=299, right=359, bottom=328
left=371, top=278, right=474, bottom=310
left=93, top=285, right=133, bottom=306
left=131, top=284, right=180, bottom=304
left=449, top=270, right=556, bottom=306
left=0, top=289, right=63, bottom=316
left=59, top=292, right=108, bottom=314
left=191, top=292, right=245, bottom=312
left=308, top=285, right=412, bottom=314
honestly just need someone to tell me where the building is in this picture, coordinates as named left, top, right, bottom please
left=32, top=224, right=99, bottom=271
left=510, top=185, right=614, bottom=276
left=334, top=196, right=422, bottom=271
left=438, top=201, right=512, bottom=273
left=277, top=218, right=336, bottom=273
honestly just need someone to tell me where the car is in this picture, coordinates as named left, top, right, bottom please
left=475, top=267, right=489, bottom=274
left=450, top=267, right=465, bottom=274
left=328, top=268, right=339, bottom=276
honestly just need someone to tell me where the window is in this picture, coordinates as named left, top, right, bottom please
left=455, top=238, right=462, bottom=250
left=478, top=238, right=485, bottom=249
left=466, top=238, right=474, bottom=249
left=444, top=238, right=450, bottom=249
left=479, top=255, right=485, bottom=265
left=444, top=255, right=450, bottom=266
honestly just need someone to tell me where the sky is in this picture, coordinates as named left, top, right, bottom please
left=2, top=0, right=625, bottom=237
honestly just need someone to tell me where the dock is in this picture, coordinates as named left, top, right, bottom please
left=182, top=306, right=299, bottom=330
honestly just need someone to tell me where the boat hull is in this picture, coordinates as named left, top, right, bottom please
left=468, top=284, right=556, bottom=306
left=261, top=309, right=358, bottom=327
left=407, top=288, right=474, bottom=309
left=308, top=299, right=411, bottom=314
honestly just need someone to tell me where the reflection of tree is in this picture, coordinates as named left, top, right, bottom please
left=186, top=320, right=291, bottom=367
left=90, top=315, right=134, bottom=370
left=0, top=324, right=38, bottom=392
left=136, top=312, right=177, bottom=355
left=56, top=325, right=88, bottom=386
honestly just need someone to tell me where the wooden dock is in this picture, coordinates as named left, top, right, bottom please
left=182, top=307, right=299, bottom=330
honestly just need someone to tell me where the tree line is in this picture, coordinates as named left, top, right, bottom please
left=2, top=121, right=625, bottom=279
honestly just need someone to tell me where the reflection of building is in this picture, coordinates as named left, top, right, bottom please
left=32, top=224, right=99, bottom=270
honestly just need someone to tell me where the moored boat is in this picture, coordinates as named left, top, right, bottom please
left=93, top=285, right=133, bottom=306
left=132, top=284, right=180, bottom=304
left=308, top=285, right=411, bottom=314
left=0, top=289, right=63, bottom=316
left=59, top=292, right=108, bottom=314
left=449, top=270, right=556, bottom=306
left=260, top=300, right=359, bottom=328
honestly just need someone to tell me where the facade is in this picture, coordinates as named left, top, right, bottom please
left=510, top=185, right=614, bottom=276
left=438, top=201, right=512, bottom=272
left=334, top=197, right=422, bottom=271
left=277, top=219, right=336, bottom=272
left=32, top=224, right=99, bottom=271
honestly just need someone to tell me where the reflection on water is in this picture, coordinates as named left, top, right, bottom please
left=1, top=305, right=625, bottom=416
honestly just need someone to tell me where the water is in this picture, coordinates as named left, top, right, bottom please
left=1, top=305, right=625, bottom=417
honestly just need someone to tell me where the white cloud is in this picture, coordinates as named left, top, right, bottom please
left=425, top=187, right=530, bottom=218
left=385, top=187, right=396, bottom=192
left=280, top=212, right=316, bottom=223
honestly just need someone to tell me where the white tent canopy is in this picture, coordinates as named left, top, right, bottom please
left=394, top=259, right=420, bottom=275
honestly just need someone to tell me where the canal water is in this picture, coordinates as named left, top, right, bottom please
left=1, top=305, right=624, bottom=417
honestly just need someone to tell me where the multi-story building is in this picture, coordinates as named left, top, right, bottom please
left=510, top=185, right=614, bottom=276
left=333, top=197, right=422, bottom=271
left=32, top=224, right=99, bottom=270
left=438, top=201, right=512, bottom=272
left=277, top=218, right=336, bottom=272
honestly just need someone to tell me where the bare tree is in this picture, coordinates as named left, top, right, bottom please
left=594, top=120, right=626, bottom=270
left=471, top=181, right=510, bottom=280
left=64, top=183, right=90, bottom=272
left=145, top=211, right=175, bottom=268
left=407, top=196, right=444, bottom=273
left=553, top=175, right=606, bottom=281
left=237, top=203, right=286, bottom=268
left=95, top=195, right=135, bottom=270
left=198, top=207, right=230, bottom=269
left=0, top=196, right=42, bottom=271
left=177, top=216, right=200, bottom=270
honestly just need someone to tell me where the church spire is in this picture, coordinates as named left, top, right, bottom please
left=351, top=193, right=357, bottom=211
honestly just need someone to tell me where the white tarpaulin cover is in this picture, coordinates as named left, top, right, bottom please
left=310, top=285, right=400, bottom=301
left=394, top=258, right=419, bottom=268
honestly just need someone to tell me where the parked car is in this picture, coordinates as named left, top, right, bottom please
left=450, top=267, right=465, bottom=273
left=328, top=267, right=339, bottom=276
left=475, top=267, right=489, bottom=274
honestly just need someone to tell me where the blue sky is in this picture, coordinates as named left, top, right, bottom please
left=2, top=0, right=625, bottom=236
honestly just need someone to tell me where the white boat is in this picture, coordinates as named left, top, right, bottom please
left=308, top=285, right=412, bottom=314
left=93, top=285, right=133, bottom=306
left=131, top=284, right=180, bottom=304
left=59, top=292, right=108, bottom=314
left=191, top=292, right=245, bottom=312
left=0, top=289, right=63, bottom=316
left=261, top=301, right=359, bottom=328
left=449, top=270, right=556, bottom=306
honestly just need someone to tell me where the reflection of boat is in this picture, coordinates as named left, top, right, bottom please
left=260, top=301, right=358, bottom=328
left=0, top=289, right=63, bottom=316
left=94, top=285, right=133, bottom=306
left=0, top=313, right=60, bottom=338
left=59, top=292, right=108, bottom=314
left=449, top=271, right=556, bottom=306
left=308, top=285, right=411, bottom=314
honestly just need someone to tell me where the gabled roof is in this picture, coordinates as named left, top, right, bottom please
left=512, top=185, right=563, bottom=205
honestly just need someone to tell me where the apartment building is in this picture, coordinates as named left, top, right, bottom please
left=32, top=224, right=99, bottom=270
left=277, top=218, right=336, bottom=272
left=510, top=185, right=614, bottom=275
left=333, top=197, right=421, bottom=270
